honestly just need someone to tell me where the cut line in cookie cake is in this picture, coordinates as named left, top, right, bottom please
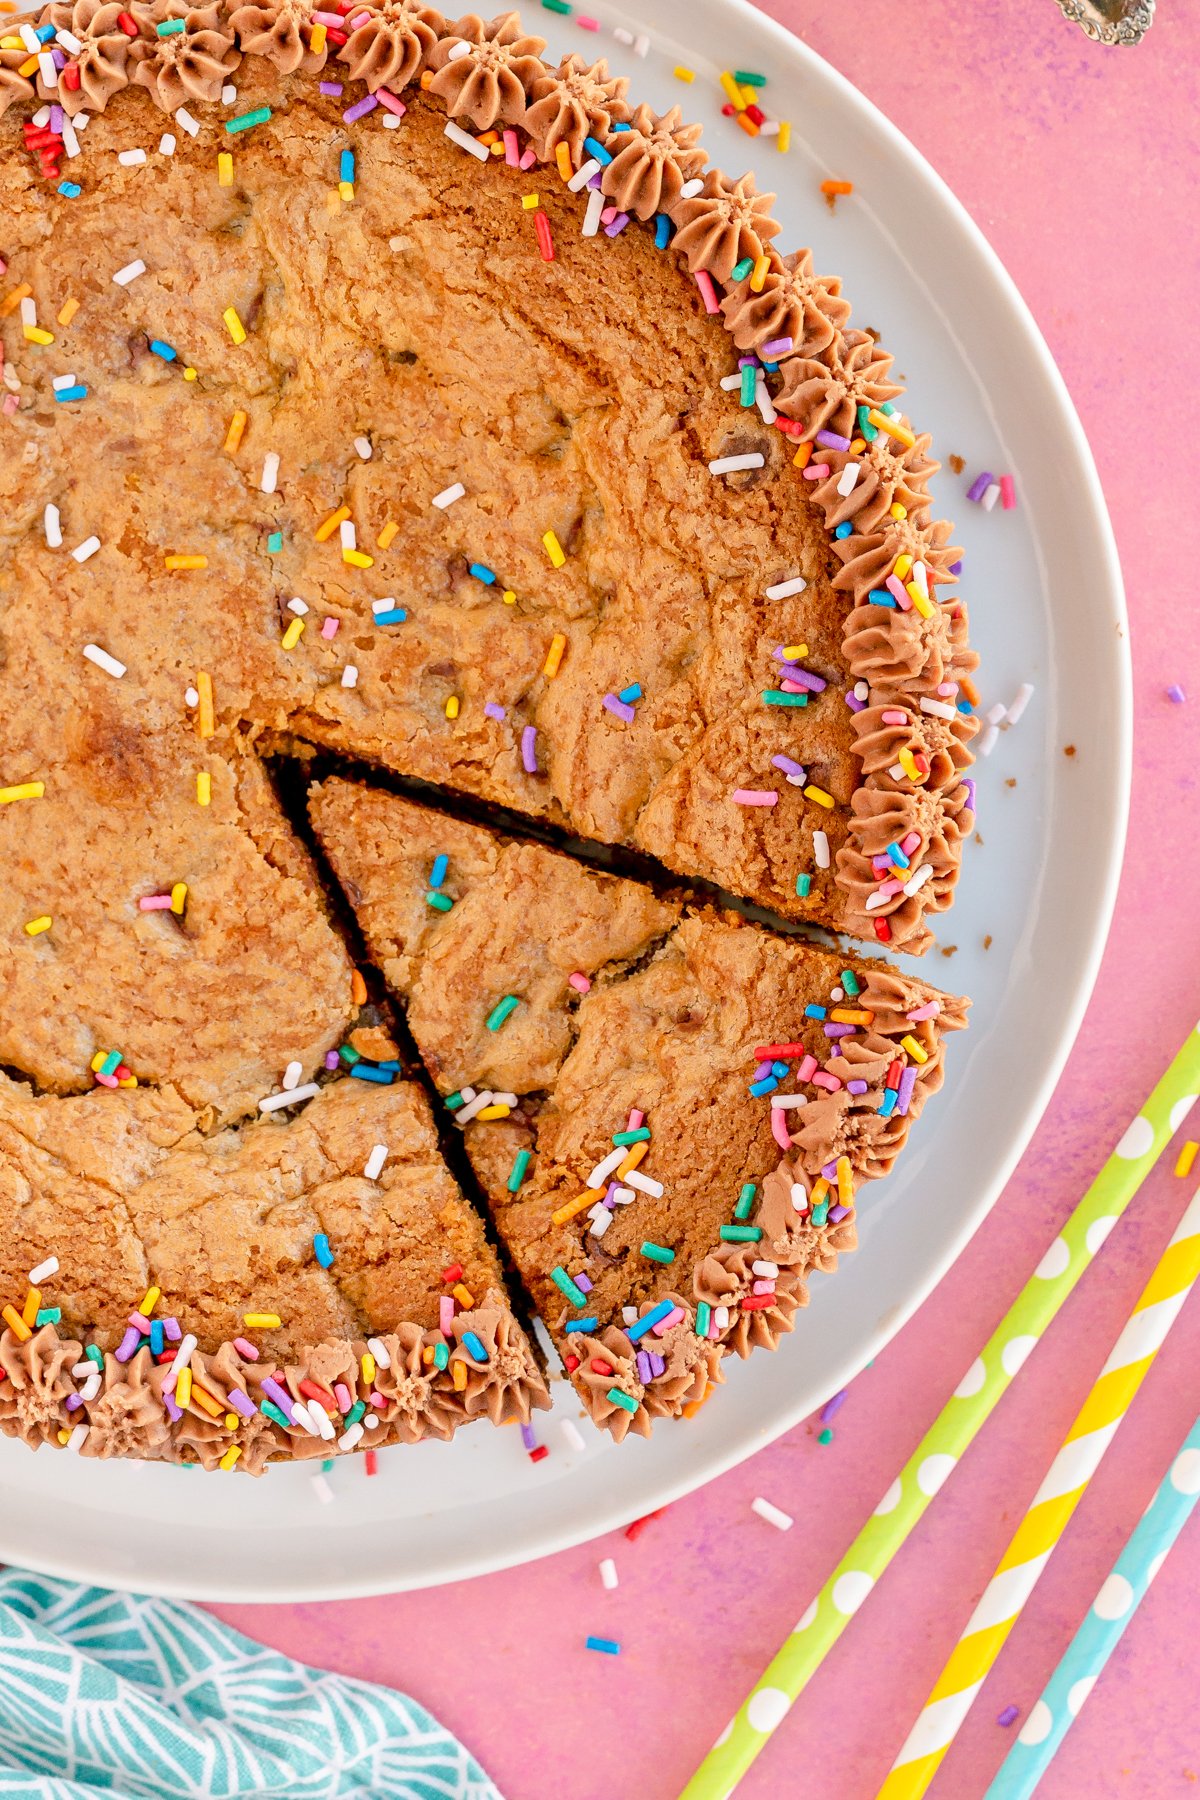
left=0, top=2, right=977, bottom=1469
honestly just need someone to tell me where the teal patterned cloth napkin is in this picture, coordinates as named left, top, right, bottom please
left=0, top=1569, right=504, bottom=1800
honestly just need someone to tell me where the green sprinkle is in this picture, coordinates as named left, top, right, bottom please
left=85, top=1344, right=104, bottom=1368
left=730, top=256, right=754, bottom=281
left=426, top=891, right=454, bottom=912
left=261, top=1399, right=292, bottom=1430
left=696, top=1301, right=711, bottom=1337
left=434, top=1340, right=449, bottom=1370
left=226, top=106, right=272, bottom=135
left=734, top=69, right=766, bottom=85
left=641, top=1241, right=675, bottom=1264
left=344, top=1400, right=366, bottom=1426
left=612, top=1127, right=651, bottom=1146
left=541, top=0, right=572, bottom=10
left=818, top=1427, right=834, bottom=1445
left=740, top=363, right=756, bottom=407
left=485, top=994, right=520, bottom=1032
left=841, top=968, right=861, bottom=996
left=810, top=1201, right=829, bottom=1227
left=857, top=403, right=879, bottom=443
left=720, top=1224, right=762, bottom=1243
left=734, top=1182, right=757, bottom=1220
left=606, top=1386, right=637, bottom=1414
left=155, top=16, right=185, bottom=31
left=762, top=690, right=809, bottom=707
left=99, top=1049, right=121, bottom=1076
left=551, top=1266, right=588, bottom=1309
left=507, top=1148, right=532, bottom=1192
left=444, top=1090, right=464, bottom=1110
left=322, top=1458, right=335, bottom=1473
left=338, top=1043, right=361, bottom=1065
left=796, top=873, right=813, bottom=898
left=267, top=531, right=283, bottom=553
left=35, top=1307, right=61, bottom=1326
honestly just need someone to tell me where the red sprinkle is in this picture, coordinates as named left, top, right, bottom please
left=364, top=1449, right=378, bottom=1476
left=874, top=919, right=891, bottom=943
left=754, top=1042, right=804, bottom=1060
left=564, top=1353, right=580, bottom=1373
left=740, top=1294, right=776, bottom=1311
left=886, top=1059, right=902, bottom=1090
left=535, top=210, right=554, bottom=262
left=745, top=104, right=765, bottom=125
left=326, top=26, right=347, bottom=43
left=117, top=9, right=139, bottom=31
left=590, top=1358, right=613, bottom=1376
left=625, top=1506, right=668, bottom=1541
left=528, top=1445, right=549, bottom=1463
left=62, top=61, right=80, bottom=90
left=441, top=1263, right=464, bottom=1284
left=299, top=1378, right=336, bottom=1409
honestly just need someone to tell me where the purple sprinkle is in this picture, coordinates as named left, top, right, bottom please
left=635, top=1350, right=652, bottom=1385
left=324, top=1050, right=340, bottom=1070
left=815, top=429, right=851, bottom=452
left=771, top=753, right=806, bottom=779
left=845, top=690, right=866, bottom=712
left=949, top=559, right=964, bottom=575
left=49, top=104, right=63, bottom=133
left=785, top=667, right=827, bottom=694
left=820, top=1388, right=848, bottom=1423
left=752, top=1059, right=774, bottom=1082
left=65, top=1392, right=83, bottom=1412
left=319, top=80, right=343, bottom=95
left=821, top=1159, right=839, bottom=1181
left=824, top=1023, right=855, bottom=1039
left=226, top=1388, right=256, bottom=1420
left=484, top=701, right=506, bottom=721
left=738, top=355, right=760, bottom=368
left=997, top=1705, right=1020, bottom=1729
left=50, top=44, right=65, bottom=67
left=261, top=1376, right=296, bottom=1422
left=966, top=471, right=992, bottom=503
left=828, top=1203, right=850, bottom=1223
left=604, top=212, right=630, bottom=237
left=896, top=1065, right=919, bottom=1117
left=520, top=1422, right=537, bottom=1450
left=602, top=693, right=635, bottom=723
left=846, top=1079, right=869, bottom=1096
left=649, top=1352, right=666, bottom=1378
left=1167, top=684, right=1187, bottom=704
left=962, top=777, right=977, bottom=814
left=162, top=1315, right=182, bottom=1342
left=114, top=1327, right=141, bottom=1364
left=761, top=336, right=793, bottom=358
left=163, top=1394, right=183, bottom=1423
left=872, top=855, right=893, bottom=873
left=587, top=170, right=603, bottom=189
left=343, top=93, right=378, bottom=123
left=575, top=1272, right=593, bottom=1294
left=521, top=724, right=538, bottom=774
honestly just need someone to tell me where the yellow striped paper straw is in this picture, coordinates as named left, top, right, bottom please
left=875, top=1181, right=1200, bottom=1800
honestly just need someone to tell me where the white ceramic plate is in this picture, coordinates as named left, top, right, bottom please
left=0, top=0, right=1129, bottom=1600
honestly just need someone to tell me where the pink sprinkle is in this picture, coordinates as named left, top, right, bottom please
left=345, top=7, right=370, bottom=24
left=1000, top=474, right=1016, bottom=510
left=881, top=709, right=908, bottom=726
left=601, top=206, right=618, bottom=225
left=802, top=463, right=831, bottom=480
left=519, top=148, right=537, bottom=171
left=885, top=574, right=912, bottom=609
left=321, top=617, right=339, bottom=639
left=732, top=789, right=778, bottom=806
left=812, top=1072, right=843, bottom=1093
left=375, top=87, right=406, bottom=118
left=2, top=393, right=19, bottom=418
left=334, top=1382, right=352, bottom=1411
left=752, top=1278, right=776, bottom=1296
left=503, top=127, right=519, bottom=166
left=694, top=270, right=720, bottom=315
left=568, top=972, right=591, bottom=994
left=137, top=894, right=172, bottom=911
left=907, top=1001, right=941, bottom=1021
left=936, top=681, right=957, bottom=698
left=370, top=1390, right=387, bottom=1408
left=901, top=830, right=922, bottom=854
left=628, top=1108, right=645, bottom=1130
left=521, top=724, right=538, bottom=774
left=878, top=878, right=904, bottom=898
left=577, top=11, right=600, bottom=26
left=652, top=1306, right=684, bottom=1337
left=128, top=1311, right=151, bottom=1335
left=771, top=1109, right=792, bottom=1152
left=93, top=1070, right=118, bottom=1088
left=233, top=1336, right=258, bottom=1360
left=796, top=1054, right=818, bottom=1082
left=439, top=1295, right=455, bottom=1334
left=311, top=9, right=341, bottom=22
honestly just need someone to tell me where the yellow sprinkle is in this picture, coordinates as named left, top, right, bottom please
left=196, top=671, right=214, bottom=738
left=89, top=1052, right=106, bottom=1072
left=836, top=1156, right=853, bottom=1206
left=315, top=504, right=350, bottom=542
left=165, top=554, right=207, bottom=570
left=23, top=325, right=53, bottom=345
left=617, top=1141, right=648, bottom=1179
left=542, top=529, right=566, bottom=568
left=803, top=784, right=834, bottom=809
left=489, top=141, right=504, bottom=157
left=342, top=548, right=373, bottom=568
left=310, top=18, right=326, bottom=51
left=674, top=64, right=694, bottom=82
left=907, top=583, right=935, bottom=619
left=17, top=51, right=36, bottom=75
left=901, top=1034, right=929, bottom=1065
left=749, top=254, right=770, bottom=293
left=810, top=1177, right=831, bottom=1208
left=222, top=306, right=246, bottom=345
left=893, top=553, right=914, bottom=580
left=23, top=916, right=51, bottom=937
left=196, top=769, right=211, bottom=807
left=377, top=519, right=399, bottom=549
left=452, top=1283, right=476, bottom=1309
left=224, top=410, right=247, bottom=454
left=183, top=367, right=197, bottom=381
left=777, top=120, right=791, bottom=154
left=176, top=1367, right=192, bottom=1408
left=451, top=1359, right=467, bottom=1393
left=57, top=1428, right=71, bottom=1446
left=361, top=1352, right=376, bottom=1384
left=338, top=180, right=354, bottom=202
left=555, top=141, right=572, bottom=181
left=1176, top=1142, right=1199, bottom=1178
left=502, top=589, right=516, bottom=605
left=2, top=1305, right=31, bottom=1342
left=898, top=747, right=922, bottom=783
left=869, top=409, right=916, bottom=449
left=474, top=1103, right=512, bottom=1120
left=169, top=882, right=187, bottom=915
left=281, top=616, right=305, bottom=651
left=521, top=192, right=540, bottom=210
left=445, top=695, right=460, bottom=720
left=422, top=1345, right=436, bottom=1366
left=22, top=1287, right=40, bottom=1326
left=243, top=1312, right=281, bottom=1330
left=118, top=1074, right=138, bottom=1088
left=890, top=503, right=908, bottom=520
left=543, top=633, right=567, bottom=678
left=849, top=438, right=867, bottom=454
left=0, top=283, right=31, bottom=315
left=224, top=1412, right=239, bottom=1430
left=551, top=1193, right=595, bottom=1227
left=219, top=1445, right=242, bottom=1471
left=57, top=296, right=80, bottom=327
left=218, top=151, right=233, bottom=187
left=139, top=1286, right=161, bottom=1317
left=781, top=644, right=809, bottom=660
left=0, top=783, right=45, bottom=804
left=719, top=71, right=745, bottom=109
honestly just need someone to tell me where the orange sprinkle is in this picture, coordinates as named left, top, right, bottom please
left=617, top=1141, right=647, bottom=1179
left=736, top=112, right=759, bottom=138
left=555, top=140, right=572, bottom=181
left=196, top=671, right=214, bottom=739
left=451, top=1358, right=467, bottom=1392
left=21, top=1287, right=40, bottom=1327
left=165, top=554, right=208, bottom=570
left=0, top=283, right=31, bottom=316
left=315, top=504, right=350, bottom=542
left=960, top=675, right=981, bottom=707
left=821, top=180, right=854, bottom=197
left=377, top=519, right=399, bottom=549
left=191, top=1384, right=224, bottom=1418
left=419, top=69, right=433, bottom=88
left=830, top=1008, right=875, bottom=1026
left=551, top=1192, right=594, bottom=1227
left=351, top=968, right=368, bottom=1006
left=793, top=441, right=813, bottom=470
left=57, top=296, right=80, bottom=328
left=223, top=410, right=247, bottom=454
left=452, top=1283, right=475, bottom=1309
left=2, top=1305, right=31, bottom=1343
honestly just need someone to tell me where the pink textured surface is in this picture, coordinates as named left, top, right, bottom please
left=212, top=5, right=1200, bottom=1795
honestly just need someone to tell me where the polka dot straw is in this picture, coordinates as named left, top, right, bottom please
left=678, top=1020, right=1200, bottom=1800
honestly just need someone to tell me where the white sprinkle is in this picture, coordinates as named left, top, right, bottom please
left=175, top=108, right=200, bottom=136
left=367, top=1335, right=392, bottom=1370
left=71, top=1361, right=94, bottom=1379
left=432, top=480, right=465, bottom=509
left=307, top=1399, right=336, bottom=1441
left=341, top=664, right=359, bottom=689
left=621, top=1305, right=638, bottom=1325
left=52, top=373, right=78, bottom=391
left=18, top=20, right=39, bottom=50
left=281, top=1060, right=303, bottom=1090
left=166, top=1332, right=198, bottom=1380
left=31, top=103, right=50, bottom=126
left=258, top=1082, right=321, bottom=1113
left=582, top=185, right=604, bottom=237
left=19, top=296, right=36, bottom=327
left=561, top=1418, right=587, bottom=1451
left=986, top=701, right=1007, bottom=726
left=903, top=863, right=934, bottom=897
left=444, top=119, right=488, bottom=161
left=758, top=119, right=780, bottom=137
left=981, top=482, right=1001, bottom=512
left=221, top=81, right=237, bottom=102
left=61, top=118, right=80, bottom=158
left=599, top=1557, right=619, bottom=1590
left=836, top=461, right=861, bottom=497
left=44, top=504, right=62, bottom=548
left=889, top=761, right=907, bottom=781
left=29, top=1256, right=59, bottom=1284
left=632, top=31, right=650, bottom=55
left=920, top=697, right=957, bottom=721
left=37, top=50, right=57, bottom=86
left=71, top=535, right=100, bottom=563
left=612, top=24, right=633, bottom=42
left=364, top=1143, right=388, bottom=1180
left=159, top=132, right=176, bottom=156
left=454, top=1089, right=495, bottom=1124
left=117, top=148, right=146, bottom=167
left=854, top=680, right=870, bottom=701
left=911, top=559, right=929, bottom=596
left=754, top=375, right=777, bottom=425
left=82, top=643, right=127, bottom=679
left=679, top=176, right=704, bottom=199
left=609, top=1186, right=635, bottom=1205
left=864, top=890, right=891, bottom=912
left=311, top=1473, right=335, bottom=1504
left=491, top=1092, right=518, bottom=1107
left=714, top=1304, right=730, bottom=1329
left=752, top=1496, right=794, bottom=1531
left=184, top=685, right=199, bottom=707
left=372, top=597, right=398, bottom=615
left=765, top=574, right=807, bottom=600
left=586, top=1146, right=626, bottom=1189
left=588, top=1208, right=613, bottom=1238
left=978, top=723, right=999, bottom=757
left=381, top=113, right=401, bottom=130
left=287, top=597, right=308, bottom=616
left=338, top=1421, right=364, bottom=1451
left=446, top=37, right=472, bottom=60
left=260, top=450, right=280, bottom=494
left=567, top=157, right=601, bottom=192
left=813, top=828, right=830, bottom=869
left=78, top=1372, right=102, bottom=1403
left=459, top=1088, right=476, bottom=1104
left=111, top=257, right=146, bottom=285
left=752, top=1260, right=780, bottom=1278
left=55, top=26, right=81, bottom=52
left=1006, top=681, right=1035, bottom=724
left=339, top=518, right=356, bottom=550
left=73, top=110, right=89, bottom=131
left=831, top=986, right=845, bottom=1004
left=709, top=453, right=764, bottom=475
left=719, top=373, right=743, bottom=391
left=769, top=1093, right=808, bottom=1110
left=364, top=1412, right=380, bottom=1427
left=353, top=435, right=373, bottom=460
left=625, top=1169, right=664, bottom=1198
left=67, top=1424, right=90, bottom=1453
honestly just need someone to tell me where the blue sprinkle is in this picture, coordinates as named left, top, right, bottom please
left=149, top=339, right=177, bottom=362
left=609, top=121, right=632, bottom=131
left=653, top=212, right=671, bottom=249
left=878, top=1088, right=898, bottom=1117
left=267, top=531, right=283, bottom=553
left=349, top=1064, right=394, bottom=1084
left=626, top=1299, right=674, bottom=1343
left=804, top=1004, right=827, bottom=1020
left=53, top=385, right=87, bottom=402
left=340, top=148, right=355, bottom=183
left=462, top=1330, right=489, bottom=1362
left=749, top=1075, right=777, bottom=1097
left=373, top=607, right=407, bottom=625
left=149, top=1319, right=164, bottom=1356
left=583, top=135, right=612, bottom=165
left=35, top=21, right=55, bottom=40
left=586, top=1636, right=621, bottom=1655
left=887, top=843, right=910, bottom=869
left=771, top=1060, right=789, bottom=1078
left=956, top=699, right=974, bottom=714
left=469, top=562, right=496, bottom=585
left=313, top=1232, right=335, bottom=1268
left=618, top=683, right=642, bottom=703
left=834, top=520, right=853, bottom=539
left=57, top=181, right=81, bottom=199
left=569, top=1317, right=599, bottom=1334
left=430, top=853, right=448, bottom=888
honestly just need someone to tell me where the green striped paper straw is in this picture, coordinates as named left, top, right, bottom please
left=986, top=1406, right=1200, bottom=1799
left=679, top=1020, right=1200, bottom=1800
